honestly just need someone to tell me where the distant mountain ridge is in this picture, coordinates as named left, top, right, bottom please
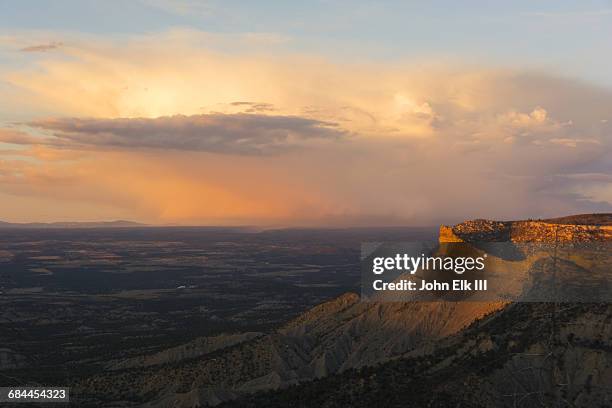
left=0, top=220, right=147, bottom=229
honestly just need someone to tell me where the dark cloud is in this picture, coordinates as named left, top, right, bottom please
left=19, top=42, right=62, bottom=52
left=27, top=113, right=346, bottom=155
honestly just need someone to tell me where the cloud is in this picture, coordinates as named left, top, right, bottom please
left=26, top=113, right=346, bottom=155
left=498, top=107, right=551, bottom=128
left=0, top=29, right=611, bottom=224
left=19, top=42, right=62, bottom=52
left=549, top=138, right=600, bottom=148
left=229, top=101, right=276, bottom=113
left=0, top=128, right=41, bottom=145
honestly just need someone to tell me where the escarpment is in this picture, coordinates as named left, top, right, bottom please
left=441, top=214, right=612, bottom=243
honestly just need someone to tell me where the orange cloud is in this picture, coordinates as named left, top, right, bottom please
left=1, top=30, right=611, bottom=224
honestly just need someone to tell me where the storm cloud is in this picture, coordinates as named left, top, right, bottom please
left=1, top=30, right=611, bottom=225
left=27, top=113, right=346, bottom=155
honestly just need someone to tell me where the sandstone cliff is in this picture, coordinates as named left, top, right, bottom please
left=441, top=216, right=612, bottom=243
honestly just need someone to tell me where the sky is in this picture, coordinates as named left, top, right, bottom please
left=0, top=0, right=611, bottom=226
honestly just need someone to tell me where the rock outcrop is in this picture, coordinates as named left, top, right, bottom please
left=442, top=217, right=612, bottom=243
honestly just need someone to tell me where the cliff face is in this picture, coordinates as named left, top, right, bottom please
left=441, top=217, right=612, bottom=243
left=438, top=225, right=464, bottom=242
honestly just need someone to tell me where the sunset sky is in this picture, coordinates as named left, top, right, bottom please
left=1, top=1, right=611, bottom=226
